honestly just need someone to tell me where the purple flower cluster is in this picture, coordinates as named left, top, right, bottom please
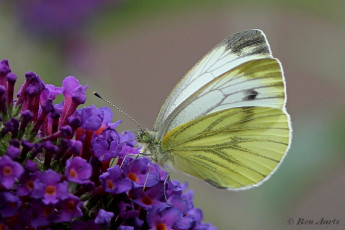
left=0, top=59, right=216, bottom=229
left=13, top=0, right=119, bottom=39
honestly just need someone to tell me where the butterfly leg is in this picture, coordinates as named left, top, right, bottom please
left=163, top=171, right=172, bottom=206
left=120, top=152, right=141, bottom=168
left=143, top=158, right=152, bottom=190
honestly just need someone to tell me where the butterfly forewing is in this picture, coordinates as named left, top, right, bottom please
left=154, top=30, right=273, bottom=132
left=156, top=58, right=286, bottom=139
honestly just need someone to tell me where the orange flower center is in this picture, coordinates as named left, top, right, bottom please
left=27, top=180, right=34, bottom=190
left=128, top=173, right=138, bottom=182
left=1, top=223, right=7, bottom=230
left=107, top=180, right=114, bottom=189
left=156, top=223, right=167, bottom=230
left=45, top=186, right=56, bottom=195
left=9, top=202, right=17, bottom=208
left=3, top=166, right=12, bottom=175
left=43, top=206, right=53, bottom=216
left=141, top=196, right=153, bottom=205
left=67, top=200, right=76, bottom=211
left=69, top=168, right=78, bottom=178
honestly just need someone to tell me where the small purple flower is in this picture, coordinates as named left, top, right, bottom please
left=78, top=105, right=104, bottom=130
left=59, top=125, right=73, bottom=137
left=67, top=139, right=83, bottom=155
left=147, top=204, right=189, bottom=230
left=54, top=195, right=83, bottom=223
left=95, top=209, right=114, bottom=226
left=15, top=208, right=33, bottom=230
left=167, top=180, right=188, bottom=193
left=118, top=201, right=139, bottom=220
left=32, top=169, right=69, bottom=204
left=0, top=86, right=7, bottom=113
left=0, top=155, right=24, bottom=189
left=116, top=202, right=143, bottom=229
left=19, top=110, right=33, bottom=132
left=117, top=131, right=140, bottom=160
left=118, top=144, right=140, bottom=159
left=0, top=59, right=11, bottom=87
left=24, top=159, right=38, bottom=172
left=187, top=208, right=203, bottom=223
left=123, top=158, right=159, bottom=188
left=1, top=118, right=19, bottom=138
left=119, top=130, right=137, bottom=147
left=0, top=192, right=22, bottom=218
left=5, top=144, right=20, bottom=159
left=6, top=73, right=17, bottom=106
left=32, top=99, right=55, bottom=134
left=96, top=107, right=124, bottom=131
left=168, top=191, right=194, bottom=215
left=59, top=76, right=87, bottom=127
left=67, top=115, right=82, bottom=133
left=6, top=73, right=17, bottom=83
left=98, top=106, right=115, bottom=127
left=132, top=182, right=165, bottom=210
left=29, top=200, right=53, bottom=228
left=17, top=171, right=42, bottom=196
left=63, top=76, right=87, bottom=101
left=99, top=165, right=132, bottom=194
left=40, top=84, right=62, bottom=104
left=65, top=157, right=92, bottom=184
left=20, top=139, right=35, bottom=159
left=41, top=141, right=59, bottom=168
left=92, top=129, right=121, bottom=162
left=42, top=98, right=55, bottom=114
left=17, top=72, right=46, bottom=120
left=186, top=208, right=218, bottom=230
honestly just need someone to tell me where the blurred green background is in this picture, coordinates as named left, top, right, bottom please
left=1, top=0, right=345, bottom=229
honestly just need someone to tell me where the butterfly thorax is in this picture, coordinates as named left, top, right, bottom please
left=136, top=130, right=171, bottom=166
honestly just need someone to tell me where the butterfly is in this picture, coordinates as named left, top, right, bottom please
left=136, top=29, right=291, bottom=190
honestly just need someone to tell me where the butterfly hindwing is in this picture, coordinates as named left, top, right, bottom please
left=161, top=106, right=290, bottom=189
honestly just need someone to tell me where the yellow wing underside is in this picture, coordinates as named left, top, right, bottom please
left=161, top=107, right=290, bottom=189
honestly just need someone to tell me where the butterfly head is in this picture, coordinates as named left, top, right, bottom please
left=136, top=130, right=155, bottom=144
left=135, top=129, right=172, bottom=166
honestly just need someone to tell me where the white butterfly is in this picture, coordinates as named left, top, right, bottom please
left=136, top=29, right=291, bottom=190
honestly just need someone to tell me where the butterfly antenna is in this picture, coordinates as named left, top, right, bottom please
left=93, top=92, right=144, bottom=132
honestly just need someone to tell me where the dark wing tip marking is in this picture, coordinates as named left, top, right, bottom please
left=250, top=46, right=270, bottom=56
left=224, top=30, right=268, bottom=55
